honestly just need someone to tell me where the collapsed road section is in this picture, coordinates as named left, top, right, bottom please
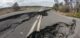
left=0, top=12, right=37, bottom=36
left=28, top=19, right=76, bottom=38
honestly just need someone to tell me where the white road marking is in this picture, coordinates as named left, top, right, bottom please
left=37, top=15, right=42, bottom=31
left=26, top=15, right=41, bottom=37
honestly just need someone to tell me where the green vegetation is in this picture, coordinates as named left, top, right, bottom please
left=66, top=12, right=80, bottom=18
left=53, top=0, right=80, bottom=18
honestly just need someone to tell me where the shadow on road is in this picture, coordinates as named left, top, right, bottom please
left=27, top=19, right=76, bottom=38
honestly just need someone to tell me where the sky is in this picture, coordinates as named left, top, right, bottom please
left=0, top=0, right=64, bottom=8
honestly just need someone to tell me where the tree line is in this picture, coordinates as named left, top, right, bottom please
left=53, top=0, right=80, bottom=13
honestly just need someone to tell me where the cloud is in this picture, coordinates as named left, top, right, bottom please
left=0, top=0, right=16, bottom=8
left=17, top=0, right=54, bottom=7
left=18, top=1, right=54, bottom=7
left=2, top=0, right=15, bottom=3
left=0, top=0, right=64, bottom=8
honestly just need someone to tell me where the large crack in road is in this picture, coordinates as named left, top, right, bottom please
left=28, top=20, right=76, bottom=38
left=0, top=12, right=37, bottom=36
left=0, top=9, right=78, bottom=38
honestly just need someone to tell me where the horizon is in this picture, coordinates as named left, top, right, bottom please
left=0, top=0, right=64, bottom=8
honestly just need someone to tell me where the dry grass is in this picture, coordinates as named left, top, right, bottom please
left=64, top=12, right=80, bottom=18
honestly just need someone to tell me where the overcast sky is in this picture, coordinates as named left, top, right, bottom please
left=0, top=0, right=64, bottom=8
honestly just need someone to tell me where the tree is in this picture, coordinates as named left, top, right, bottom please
left=54, top=0, right=59, bottom=11
left=53, top=3, right=59, bottom=11
left=69, top=0, right=73, bottom=9
left=64, top=0, right=69, bottom=5
left=12, top=2, right=20, bottom=11
left=76, top=0, right=80, bottom=12
left=54, top=0, right=59, bottom=4
left=64, top=0, right=71, bottom=12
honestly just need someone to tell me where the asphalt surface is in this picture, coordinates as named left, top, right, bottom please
left=0, top=10, right=80, bottom=38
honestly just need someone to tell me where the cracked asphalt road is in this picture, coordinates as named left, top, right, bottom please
left=0, top=10, right=80, bottom=38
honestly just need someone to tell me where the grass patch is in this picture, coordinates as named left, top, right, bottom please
left=66, top=12, right=80, bottom=18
